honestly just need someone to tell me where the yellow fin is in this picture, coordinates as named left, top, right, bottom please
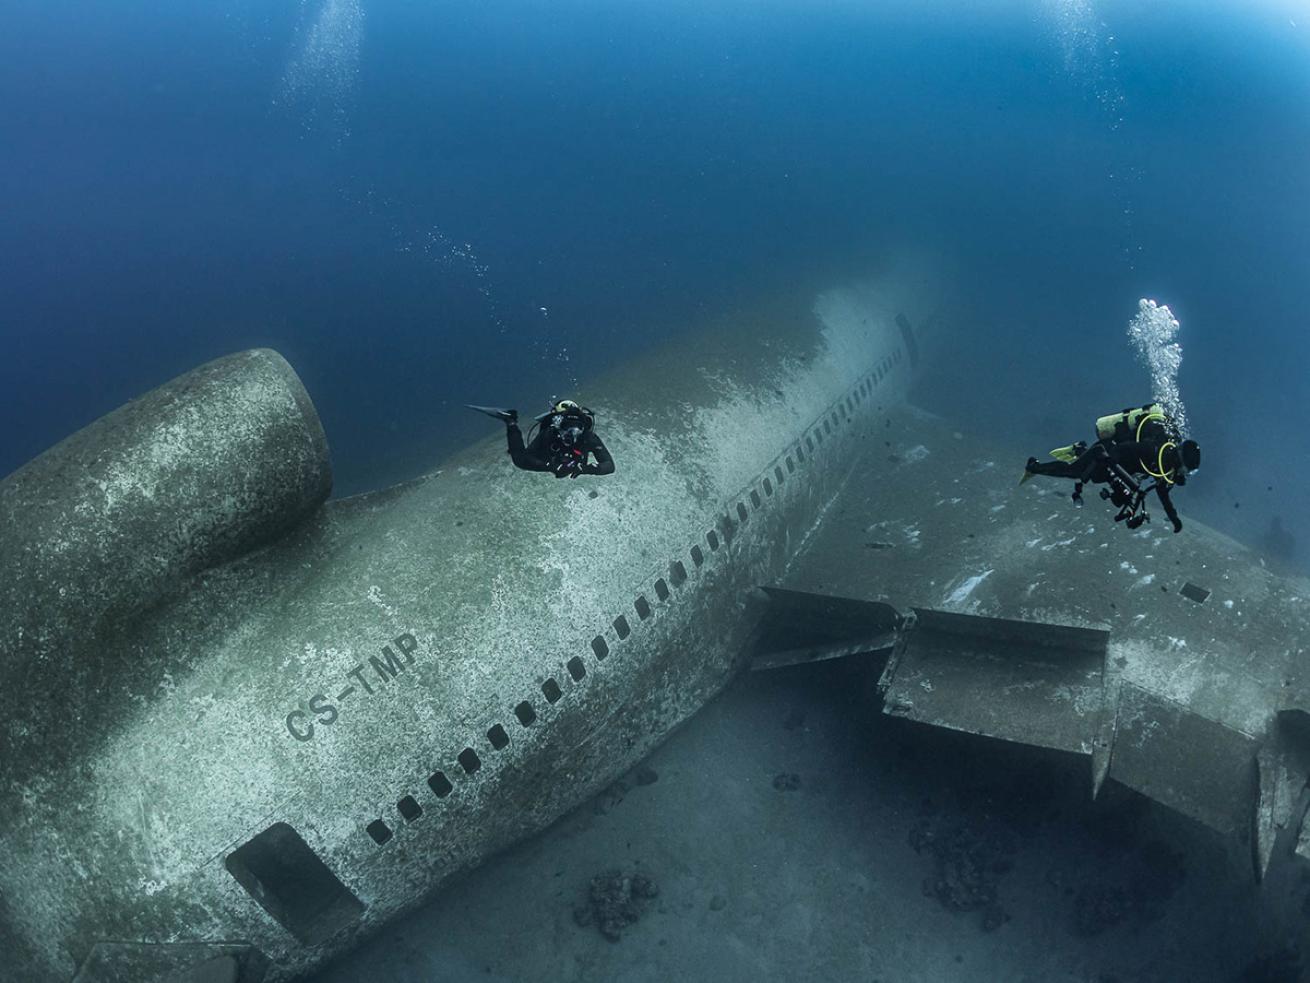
left=1049, top=444, right=1079, bottom=464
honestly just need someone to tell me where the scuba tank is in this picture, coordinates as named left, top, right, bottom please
left=1095, top=404, right=1172, bottom=443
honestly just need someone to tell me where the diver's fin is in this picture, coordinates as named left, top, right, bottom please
left=1049, top=444, right=1080, bottom=464
left=748, top=586, right=903, bottom=672
left=466, top=404, right=517, bottom=423
left=1019, top=469, right=1036, bottom=486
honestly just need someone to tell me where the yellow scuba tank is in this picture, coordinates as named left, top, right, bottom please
left=1095, top=404, right=1164, bottom=443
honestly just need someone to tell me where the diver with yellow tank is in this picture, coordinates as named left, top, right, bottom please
left=1022, top=404, right=1201, bottom=533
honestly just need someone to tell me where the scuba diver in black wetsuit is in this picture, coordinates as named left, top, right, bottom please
left=468, top=399, right=615, bottom=479
left=1023, top=404, right=1201, bottom=533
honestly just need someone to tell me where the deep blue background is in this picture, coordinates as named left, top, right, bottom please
left=2, top=0, right=1307, bottom=560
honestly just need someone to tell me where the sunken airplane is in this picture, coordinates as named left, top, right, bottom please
left=2, top=266, right=1309, bottom=983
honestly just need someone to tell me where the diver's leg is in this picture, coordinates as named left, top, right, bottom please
left=1072, top=443, right=1111, bottom=482
left=506, top=424, right=552, bottom=471
left=506, top=423, right=531, bottom=469
left=1026, top=459, right=1080, bottom=479
left=1026, top=440, right=1092, bottom=479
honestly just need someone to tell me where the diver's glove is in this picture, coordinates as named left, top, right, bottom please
left=1171, top=516, right=1183, bottom=534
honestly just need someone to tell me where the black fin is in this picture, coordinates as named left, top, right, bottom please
left=466, top=405, right=516, bottom=423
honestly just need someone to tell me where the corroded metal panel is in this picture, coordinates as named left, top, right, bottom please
left=880, top=609, right=1109, bottom=754
left=72, top=944, right=266, bottom=983
left=1107, top=683, right=1257, bottom=837
left=1261, top=710, right=1310, bottom=872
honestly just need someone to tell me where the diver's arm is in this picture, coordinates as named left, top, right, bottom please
left=507, top=423, right=551, bottom=472
left=583, top=435, right=615, bottom=476
left=1156, top=483, right=1182, bottom=533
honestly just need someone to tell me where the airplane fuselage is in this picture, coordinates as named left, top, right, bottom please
left=0, top=273, right=932, bottom=982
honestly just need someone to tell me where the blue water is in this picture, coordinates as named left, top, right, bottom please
left=2, top=0, right=1308, bottom=560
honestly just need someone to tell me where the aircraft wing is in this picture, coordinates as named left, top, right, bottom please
left=769, top=403, right=1310, bottom=879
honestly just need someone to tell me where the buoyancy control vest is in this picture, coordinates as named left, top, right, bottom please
left=1095, top=403, right=1181, bottom=484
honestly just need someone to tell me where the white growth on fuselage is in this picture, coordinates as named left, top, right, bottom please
left=944, top=570, right=993, bottom=609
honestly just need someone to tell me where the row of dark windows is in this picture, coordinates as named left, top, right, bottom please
left=220, top=341, right=906, bottom=948
left=363, top=345, right=901, bottom=847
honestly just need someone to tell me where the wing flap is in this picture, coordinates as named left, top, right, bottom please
left=1106, top=682, right=1257, bottom=837
left=879, top=608, right=1109, bottom=755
